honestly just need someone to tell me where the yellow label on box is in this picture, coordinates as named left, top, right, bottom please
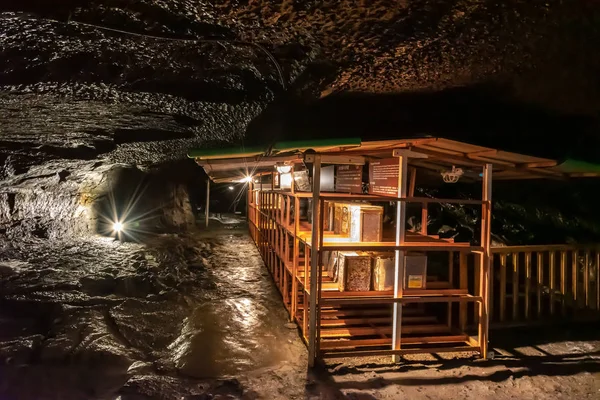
left=407, top=275, right=424, bottom=289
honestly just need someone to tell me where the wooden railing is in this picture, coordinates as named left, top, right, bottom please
left=490, top=245, right=600, bottom=325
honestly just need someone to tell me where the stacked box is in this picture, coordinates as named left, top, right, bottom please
left=326, top=251, right=339, bottom=281
left=337, top=251, right=372, bottom=292
left=371, top=252, right=395, bottom=291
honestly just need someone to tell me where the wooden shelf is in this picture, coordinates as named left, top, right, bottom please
left=249, top=183, right=489, bottom=362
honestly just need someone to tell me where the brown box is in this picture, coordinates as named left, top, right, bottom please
left=338, top=251, right=372, bottom=292
left=371, top=252, right=395, bottom=291
left=333, top=203, right=383, bottom=242
left=405, top=255, right=427, bottom=289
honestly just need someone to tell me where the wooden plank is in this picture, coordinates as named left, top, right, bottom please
left=572, top=250, right=578, bottom=307
left=321, top=324, right=451, bottom=338
left=321, top=295, right=482, bottom=306
left=499, top=254, right=507, bottom=322
left=479, top=163, right=492, bottom=359
left=321, top=346, right=479, bottom=358
left=597, top=251, right=600, bottom=311
left=512, top=253, right=520, bottom=321
left=584, top=250, right=590, bottom=308
left=524, top=252, right=532, bottom=320
left=537, top=252, right=544, bottom=317
left=320, top=335, right=469, bottom=349
left=474, top=253, right=480, bottom=325
left=549, top=251, right=556, bottom=316
left=561, top=251, right=567, bottom=315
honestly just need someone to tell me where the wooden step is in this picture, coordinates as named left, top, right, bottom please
left=320, top=324, right=451, bottom=338
left=320, top=315, right=437, bottom=327
left=320, top=334, right=469, bottom=349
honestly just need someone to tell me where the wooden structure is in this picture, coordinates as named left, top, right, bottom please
left=190, top=137, right=600, bottom=366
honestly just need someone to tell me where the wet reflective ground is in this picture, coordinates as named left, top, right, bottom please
left=0, top=225, right=307, bottom=399
left=2, top=225, right=599, bottom=400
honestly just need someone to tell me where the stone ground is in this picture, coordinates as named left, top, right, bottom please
left=0, top=220, right=599, bottom=399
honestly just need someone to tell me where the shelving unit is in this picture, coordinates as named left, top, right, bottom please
left=191, top=137, right=600, bottom=366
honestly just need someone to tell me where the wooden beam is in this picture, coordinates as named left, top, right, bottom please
left=479, top=163, right=492, bottom=359
left=392, top=155, right=408, bottom=362
left=307, top=154, right=321, bottom=367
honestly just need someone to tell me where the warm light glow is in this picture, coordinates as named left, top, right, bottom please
left=242, top=175, right=253, bottom=183
left=113, top=221, right=124, bottom=232
left=280, top=172, right=292, bottom=189
left=228, top=186, right=234, bottom=191
left=276, top=164, right=291, bottom=174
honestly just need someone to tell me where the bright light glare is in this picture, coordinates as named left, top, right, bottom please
left=276, top=164, right=291, bottom=174
left=113, top=221, right=124, bottom=232
left=228, top=186, right=234, bottom=191
left=242, top=175, right=253, bottom=183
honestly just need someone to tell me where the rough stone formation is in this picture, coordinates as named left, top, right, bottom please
left=1, top=1, right=600, bottom=235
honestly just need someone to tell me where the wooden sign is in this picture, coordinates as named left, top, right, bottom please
left=369, top=158, right=399, bottom=197
left=335, top=165, right=362, bottom=193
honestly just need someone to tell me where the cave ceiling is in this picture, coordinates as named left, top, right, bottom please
left=1, top=0, right=600, bottom=170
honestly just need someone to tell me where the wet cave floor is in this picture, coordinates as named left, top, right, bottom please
left=0, top=221, right=599, bottom=399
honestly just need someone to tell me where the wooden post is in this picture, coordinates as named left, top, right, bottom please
left=561, top=251, right=567, bottom=315
left=596, top=251, right=600, bottom=311
left=584, top=250, right=590, bottom=308
left=421, top=203, right=428, bottom=236
left=572, top=250, right=578, bottom=307
left=205, top=178, right=210, bottom=228
left=499, top=254, right=507, bottom=322
left=392, top=155, right=408, bottom=363
left=525, top=252, right=532, bottom=320
left=537, top=252, right=544, bottom=317
left=479, top=163, right=492, bottom=359
left=308, top=154, right=321, bottom=367
left=512, top=254, right=519, bottom=321
left=549, top=251, right=556, bottom=316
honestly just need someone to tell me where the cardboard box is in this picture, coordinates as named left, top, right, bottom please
left=338, top=251, right=372, bottom=292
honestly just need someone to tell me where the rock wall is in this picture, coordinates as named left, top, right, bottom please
left=0, top=160, right=196, bottom=240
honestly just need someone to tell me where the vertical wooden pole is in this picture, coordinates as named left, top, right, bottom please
left=512, top=253, right=519, bottom=321
left=561, top=251, right=567, bottom=315
left=596, top=251, right=600, bottom=311
left=408, top=166, right=417, bottom=197
left=537, top=252, right=544, bottom=318
left=549, top=251, right=556, bottom=316
left=524, top=252, right=532, bottom=320
left=308, top=155, right=321, bottom=367
left=291, top=197, right=300, bottom=322
left=572, top=250, right=578, bottom=307
left=499, top=254, right=507, bottom=322
left=316, top=198, right=325, bottom=356
left=584, top=250, right=590, bottom=308
left=479, top=163, right=492, bottom=358
left=421, top=203, right=428, bottom=236
left=474, top=254, right=480, bottom=325
left=205, top=179, right=210, bottom=228
left=489, top=254, right=494, bottom=322
left=392, top=155, right=408, bottom=362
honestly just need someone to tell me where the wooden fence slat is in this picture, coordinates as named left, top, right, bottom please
left=525, top=252, right=532, bottom=320
left=474, top=254, right=480, bottom=325
left=537, top=252, right=544, bottom=318
left=561, top=251, right=567, bottom=315
left=597, top=251, right=600, bottom=311
left=584, top=250, right=590, bottom=308
left=572, top=250, right=579, bottom=307
left=512, top=253, right=520, bottom=321
left=549, top=251, right=556, bottom=316
left=500, top=254, right=507, bottom=322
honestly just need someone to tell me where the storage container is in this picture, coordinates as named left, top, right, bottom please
left=337, top=251, right=372, bottom=292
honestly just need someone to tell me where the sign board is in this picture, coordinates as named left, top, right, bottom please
left=369, top=158, right=399, bottom=197
left=336, top=165, right=362, bottom=193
